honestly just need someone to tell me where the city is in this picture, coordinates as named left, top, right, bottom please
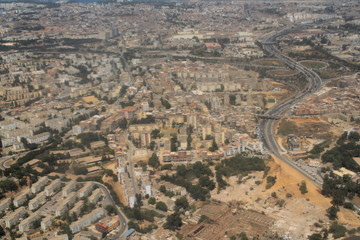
left=0, top=0, right=359, bottom=240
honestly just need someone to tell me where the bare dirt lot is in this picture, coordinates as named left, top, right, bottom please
left=211, top=155, right=360, bottom=239
left=299, top=60, right=328, bottom=70
left=103, top=161, right=128, bottom=205
left=277, top=117, right=340, bottom=142
left=267, top=69, right=298, bottom=77
left=253, top=58, right=287, bottom=67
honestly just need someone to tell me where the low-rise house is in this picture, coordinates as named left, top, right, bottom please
left=70, top=208, right=105, bottom=233
left=287, top=134, right=300, bottom=151
left=95, top=216, right=119, bottom=234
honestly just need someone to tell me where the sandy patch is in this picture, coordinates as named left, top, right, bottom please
left=211, top=155, right=360, bottom=238
left=103, top=161, right=128, bottom=206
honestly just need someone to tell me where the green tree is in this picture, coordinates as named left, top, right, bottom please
left=170, top=136, right=178, bottom=152
left=239, top=232, right=248, bottom=240
left=229, top=95, right=236, bottom=105
left=209, top=139, right=218, bottom=152
left=155, top=201, right=168, bottom=212
left=148, top=197, right=156, bottom=205
left=187, top=134, right=192, bottom=150
left=148, top=141, right=156, bottom=150
left=0, top=178, right=18, bottom=192
left=151, top=129, right=161, bottom=139
left=164, top=213, right=182, bottom=230
left=118, top=118, right=128, bottom=130
left=329, top=222, right=347, bottom=239
left=299, top=181, right=308, bottom=194
left=198, top=176, right=215, bottom=190
left=119, top=85, right=129, bottom=97
left=72, top=164, right=88, bottom=175
left=175, top=196, right=189, bottom=210
left=188, top=184, right=209, bottom=201
left=0, top=225, right=4, bottom=237
left=326, top=205, right=338, bottom=220
left=160, top=97, right=171, bottom=109
left=308, top=233, right=322, bottom=240
left=105, top=205, right=117, bottom=215
left=148, top=153, right=160, bottom=169
left=160, top=185, right=166, bottom=193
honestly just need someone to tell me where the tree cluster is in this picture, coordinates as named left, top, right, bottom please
left=161, top=162, right=213, bottom=201
left=215, top=154, right=266, bottom=190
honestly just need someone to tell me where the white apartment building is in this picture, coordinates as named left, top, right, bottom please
left=44, top=179, right=62, bottom=197
left=14, top=189, right=31, bottom=207
left=4, top=206, right=26, bottom=228
left=41, top=215, right=52, bottom=231
left=0, top=198, right=11, bottom=212
left=31, top=176, right=49, bottom=194
left=70, top=208, right=105, bottom=233
left=28, top=192, right=46, bottom=211
left=62, top=179, right=77, bottom=197
left=19, top=212, right=42, bottom=233
left=78, top=182, right=93, bottom=198
left=88, top=188, right=102, bottom=204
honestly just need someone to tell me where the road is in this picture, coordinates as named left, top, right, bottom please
left=127, top=140, right=140, bottom=195
left=0, top=152, right=27, bottom=170
left=93, top=182, right=128, bottom=238
left=258, top=25, right=324, bottom=188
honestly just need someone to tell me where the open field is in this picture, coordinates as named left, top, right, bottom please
left=277, top=117, right=340, bottom=142
left=103, top=161, right=128, bottom=205
left=299, top=60, right=328, bottom=69
left=267, top=69, right=298, bottom=77
left=211, top=152, right=360, bottom=239
left=253, top=58, right=287, bottom=67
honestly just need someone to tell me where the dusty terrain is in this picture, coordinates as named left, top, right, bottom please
left=277, top=117, right=341, bottom=142
left=253, top=58, right=287, bottom=67
left=103, top=161, right=128, bottom=205
left=212, top=155, right=360, bottom=239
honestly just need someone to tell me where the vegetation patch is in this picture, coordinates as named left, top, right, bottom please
left=299, top=60, right=328, bottom=69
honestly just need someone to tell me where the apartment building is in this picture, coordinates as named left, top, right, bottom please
left=78, top=182, right=94, bottom=198
left=88, top=188, right=102, bottom=205
left=19, top=212, right=42, bottom=233
left=70, top=208, right=105, bottom=233
left=14, top=189, right=31, bottom=207
left=44, top=179, right=62, bottom=197
left=31, top=176, right=49, bottom=194
left=4, top=206, right=27, bottom=228
left=62, top=179, right=77, bottom=197
left=29, top=192, right=46, bottom=211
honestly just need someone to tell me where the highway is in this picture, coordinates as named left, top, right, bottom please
left=258, top=25, right=324, bottom=188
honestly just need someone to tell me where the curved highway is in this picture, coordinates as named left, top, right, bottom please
left=258, top=26, right=323, bottom=187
